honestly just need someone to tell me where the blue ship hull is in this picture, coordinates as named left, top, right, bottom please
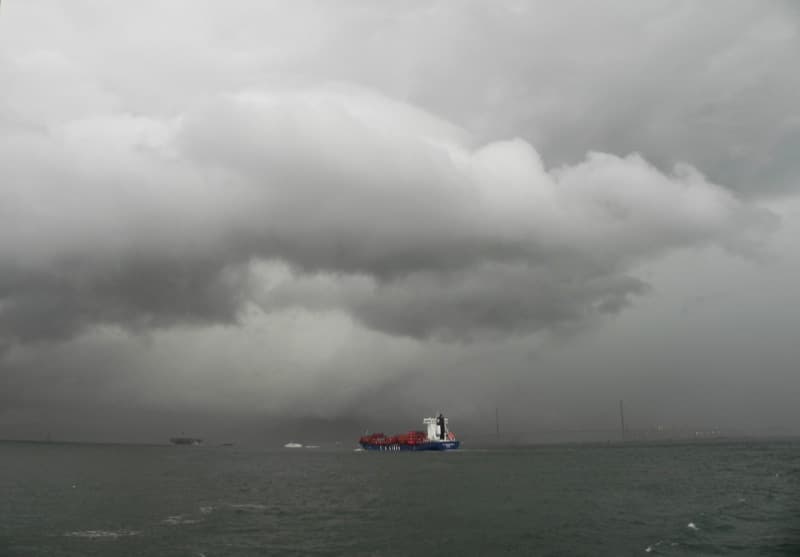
left=360, top=440, right=460, bottom=451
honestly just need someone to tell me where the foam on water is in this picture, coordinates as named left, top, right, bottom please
left=65, top=529, right=140, bottom=539
left=229, top=503, right=268, bottom=511
left=162, top=515, right=201, bottom=525
left=644, top=539, right=665, bottom=552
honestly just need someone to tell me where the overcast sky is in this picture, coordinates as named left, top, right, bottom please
left=1, top=1, right=799, bottom=443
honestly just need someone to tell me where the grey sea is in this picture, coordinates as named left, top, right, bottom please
left=1, top=440, right=798, bottom=556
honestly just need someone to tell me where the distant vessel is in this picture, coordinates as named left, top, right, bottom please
left=283, top=442, right=303, bottom=448
left=359, top=413, right=460, bottom=451
left=169, top=437, right=203, bottom=446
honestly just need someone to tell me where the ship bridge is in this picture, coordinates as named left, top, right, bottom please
left=423, top=413, right=449, bottom=441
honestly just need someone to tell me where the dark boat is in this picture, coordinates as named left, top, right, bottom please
left=169, top=437, right=203, bottom=446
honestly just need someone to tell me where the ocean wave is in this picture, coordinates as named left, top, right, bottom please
left=65, top=529, right=140, bottom=539
left=644, top=539, right=664, bottom=553
left=230, top=503, right=268, bottom=511
left=163, top=515, right=201, bottom=525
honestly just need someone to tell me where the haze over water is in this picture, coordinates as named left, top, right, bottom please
left=2, top=440, right=799, bottom=556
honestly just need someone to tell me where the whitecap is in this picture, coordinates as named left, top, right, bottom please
left=162, top=515, right=200, bottom=525
left=65, top=529, right=140, bottom=539
left=230, top=503, right=267, bottom=511
left=199, top=506, right=214, bottom=514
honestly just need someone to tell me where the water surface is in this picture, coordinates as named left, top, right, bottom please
left=1, top=440, right=798, bottom=555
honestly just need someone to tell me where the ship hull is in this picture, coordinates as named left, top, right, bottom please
left=360, top=440, right=460, bottom=451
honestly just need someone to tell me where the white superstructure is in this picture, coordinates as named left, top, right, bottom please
left=423, top=413, right=449, bottom=441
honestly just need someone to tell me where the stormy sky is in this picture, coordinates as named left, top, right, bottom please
left=1, top=1, right=799, bottom=443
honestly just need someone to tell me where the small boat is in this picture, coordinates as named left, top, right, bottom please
left=359, top=413, right=460, bottom=452
left=170, top=437, right=203, bottom=446
left=283, top=442, right=303, bottom=448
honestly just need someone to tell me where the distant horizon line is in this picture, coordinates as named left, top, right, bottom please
left=3, top=434, right=799, bottom=450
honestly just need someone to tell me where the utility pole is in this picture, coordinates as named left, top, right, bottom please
left=619, top=400, right=626, bottom=441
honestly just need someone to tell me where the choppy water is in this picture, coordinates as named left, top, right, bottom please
left=1, top=440, right=798, bottom=556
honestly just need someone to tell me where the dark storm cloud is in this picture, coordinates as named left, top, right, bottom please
left=0, top=85, right=774, bottom=344
left=0, top=257, right=249, bottom=342
left=349, top=267, right=649, bottom=341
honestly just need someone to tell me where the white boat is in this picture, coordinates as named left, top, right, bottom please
left=283, top=442, right=302, bottom=448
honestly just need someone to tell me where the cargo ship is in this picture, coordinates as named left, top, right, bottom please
left=359, top=413, right=460, bottom=451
